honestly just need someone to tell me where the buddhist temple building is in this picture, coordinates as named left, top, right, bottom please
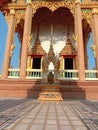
left=0, top=0, right=98, bottom=100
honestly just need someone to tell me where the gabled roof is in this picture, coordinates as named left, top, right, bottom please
left=28, top=38, right=46, bottom=56
left=59, top=38, right=77, bottom=56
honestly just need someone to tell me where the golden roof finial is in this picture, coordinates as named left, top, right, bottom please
left=50, top=24, right=53, bottom=45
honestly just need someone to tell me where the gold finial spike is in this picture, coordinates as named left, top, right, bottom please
left=34, top=23, right=41, bottom=46
left=36, top=23, right=40, bottom=39
left=50, top=24, right=53, bottom=45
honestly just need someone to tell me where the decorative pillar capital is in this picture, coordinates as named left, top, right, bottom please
left=90, top=44, right=96, bottom=57
left=26, top=0, right=31, bottom=4
left=10, top=9, right=15, bottom=15
left=92, top=8, right=98, bottom=15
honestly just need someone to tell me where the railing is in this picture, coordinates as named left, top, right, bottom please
left=8, top=68, right=20, bottom=78
left=0, top=69, right=98, bottom=80
left=85, top=70, right=98, bottom=80
left=59, top=70, right=78, bottom=80
left=26, top=69, right=42, bottom=79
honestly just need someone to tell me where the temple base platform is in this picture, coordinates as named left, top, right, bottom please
left=1, top=79, right=98, bottom=100
left=38, top=84, right=63, bottom=101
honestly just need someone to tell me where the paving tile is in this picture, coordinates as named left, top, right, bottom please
left=47, top=120, right=57, bottom=125
left=21, top=118, right=32, bottom=123
left=58, top=116, right=68, bottom=120
left=69, top=116, right=79, bottom=120
left=59, top=120, right=70, bottom=125
left=61, top=125, right=73, bottom=130
left=46, top=125, right=57, bottom=130
left=0, top=99, right=98, bottom=130
left=34, top=119, right=45, bottom=124
left=71, top=121, right=84, bottom=126
left=74, top=126, right=88, bottom=130
left=36, top=116, right=46, bottom=119
left=25, top=115, right=35, bottom=119
left=47, top=116, right=56, bottom=119
left=30, top=124, right=43, bottom=130
left=12, top=123, right=29, bottom=130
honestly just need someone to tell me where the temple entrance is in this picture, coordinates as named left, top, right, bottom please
left=32, top=58, right=41, bottom=69
left=38, top=42, right=63, bottom=101
left=64, top=58, right=73, bottom=69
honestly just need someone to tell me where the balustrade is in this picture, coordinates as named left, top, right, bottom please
left=0, top=69, right=97, bottom=80
left=85, top=70, right=97, bottom=80
left=8, top=68, right=20, bottom=78
left=59, top=70, right=78, bottom=80
left=26, top=69, right=42, bottom=79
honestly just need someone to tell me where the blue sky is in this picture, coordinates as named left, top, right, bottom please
left=0, top=11, right=95, bottom=74
left=0, top=12, right=20, bottom=74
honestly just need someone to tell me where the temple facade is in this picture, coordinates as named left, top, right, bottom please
left=0, top=0, right=98, bottom=99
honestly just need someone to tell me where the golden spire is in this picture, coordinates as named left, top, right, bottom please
left=34, top=23, right=40, bottom=46
left=48, top=24, right=55, bottom=59
left=49, top=24, right=54, bottom=51
left=50, top=24, right=53, bottom=45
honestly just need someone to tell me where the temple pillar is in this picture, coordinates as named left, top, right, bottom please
left=1, top=9, right=15, bottom=79
left=19, top=0, right=32, bottom=79
left=74, top=1, right=85, bottom=81
left=92, top=8, right=98, bottom=76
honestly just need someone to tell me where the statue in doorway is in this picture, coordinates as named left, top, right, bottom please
left=42, top=43, right=60, bottom=83
left=47, top=72, right=54, bottom=84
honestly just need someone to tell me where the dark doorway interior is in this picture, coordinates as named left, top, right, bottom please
left=32, top=58, right=41, bottom=69
left=64, top=58, right=73, bottom=69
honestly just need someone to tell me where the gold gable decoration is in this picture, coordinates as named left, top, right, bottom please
left=28, top=38, right=46, bottom=56
left=28, top=23, right=46, bottom=56
left=59, top=37, right=77, bottom=56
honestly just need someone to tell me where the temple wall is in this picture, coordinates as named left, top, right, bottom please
left=0, top=80, right=98, bottom=100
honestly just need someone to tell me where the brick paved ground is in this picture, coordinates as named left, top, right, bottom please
left=0, top=98, right=98, bottom=130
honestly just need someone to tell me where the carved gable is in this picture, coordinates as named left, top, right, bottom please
left=59, top=38, right=77, bottom=56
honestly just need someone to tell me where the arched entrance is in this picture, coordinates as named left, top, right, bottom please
left=28, top=7, right=76, bottom=71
